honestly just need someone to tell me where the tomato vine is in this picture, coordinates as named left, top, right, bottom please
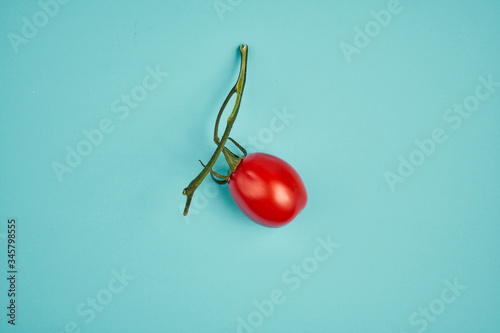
left=182, top=44, right=248, bottom=216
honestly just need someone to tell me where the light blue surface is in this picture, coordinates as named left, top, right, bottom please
left=1, top=0, right=499, bottom=332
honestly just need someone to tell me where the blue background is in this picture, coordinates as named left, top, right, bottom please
left=1, top=0, right=499, bottom=332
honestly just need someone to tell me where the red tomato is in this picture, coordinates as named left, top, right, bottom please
left=228, top=153, right=307, bottom=227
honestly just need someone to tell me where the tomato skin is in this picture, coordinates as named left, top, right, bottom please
left=228, top=153, right=307, bottom=227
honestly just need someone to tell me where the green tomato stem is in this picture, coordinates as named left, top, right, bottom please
left=182, top=44, right=248, bottom=216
